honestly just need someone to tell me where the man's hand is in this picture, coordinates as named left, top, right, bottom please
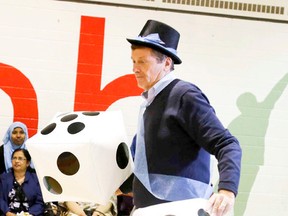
left=205, top=190, right=235, bottom=216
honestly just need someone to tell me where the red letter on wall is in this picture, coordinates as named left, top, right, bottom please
left=74, top=16, right=141, bottom=111
left=0, top=63, right=38, bottom=136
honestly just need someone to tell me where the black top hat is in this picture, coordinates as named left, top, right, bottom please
left=127, top=20, right=182, bottom=64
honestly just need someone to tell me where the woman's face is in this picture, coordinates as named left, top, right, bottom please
left=12, top=151, right=29, bottom=172
left=11, top=127, right=26, bottom=146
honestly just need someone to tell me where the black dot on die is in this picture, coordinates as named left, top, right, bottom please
left=60, top=114, right=78, bottom=122
left=116, top=142, right=129, bottom=169
left=57, top=152, right=80, bottom=175
left=67, top=122, right=85, bottom=134
left=41, top=123, right=57, bottom=135
left=43, top=176, right=62, bottom=194
left=82, top=111, right=100, bottom=116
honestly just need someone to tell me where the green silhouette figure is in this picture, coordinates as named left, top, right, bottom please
left=229, top=73, right=288, bottom=215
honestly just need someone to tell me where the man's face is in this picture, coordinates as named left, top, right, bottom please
left=131, top=47, right=169, bottom=91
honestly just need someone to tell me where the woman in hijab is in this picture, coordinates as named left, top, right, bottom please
left=0, top=122, right=31, bottom=174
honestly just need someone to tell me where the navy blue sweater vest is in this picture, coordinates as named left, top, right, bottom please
left=133, top=79, right=241, bottom=208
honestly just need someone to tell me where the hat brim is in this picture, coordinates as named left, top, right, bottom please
left=127, top=38, right=182, bottom=64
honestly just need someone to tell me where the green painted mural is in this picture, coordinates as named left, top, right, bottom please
left=229, top=73, right=288, bottom=215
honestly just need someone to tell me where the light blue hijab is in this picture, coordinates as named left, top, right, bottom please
left=3, top=121, right=29, bottom=172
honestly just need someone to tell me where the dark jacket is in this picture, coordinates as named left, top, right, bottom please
left=0, top=145, right=5, bottom=175
left=0, top=170, right=44, bottom=216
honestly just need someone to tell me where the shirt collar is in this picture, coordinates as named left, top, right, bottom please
left=142, top=71, right=176, bottom=105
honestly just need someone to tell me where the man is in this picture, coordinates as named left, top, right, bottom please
left=126, top=20, right=242, bottom=216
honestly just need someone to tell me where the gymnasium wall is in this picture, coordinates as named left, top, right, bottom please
left=0, top=0, right=287, bottom=215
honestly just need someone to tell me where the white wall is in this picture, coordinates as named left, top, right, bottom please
left=0, top=0, right=288, bottom=215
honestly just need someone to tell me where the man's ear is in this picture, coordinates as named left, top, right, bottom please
left=165, top=57, right=173, bottom=71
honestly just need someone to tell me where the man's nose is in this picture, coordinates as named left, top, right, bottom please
left=133, top=64, right=139, bottom=73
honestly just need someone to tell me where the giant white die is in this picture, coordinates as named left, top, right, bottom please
left=132, top=198, right=209, bottom=216
left=26, top=111, right=133, bottom=204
